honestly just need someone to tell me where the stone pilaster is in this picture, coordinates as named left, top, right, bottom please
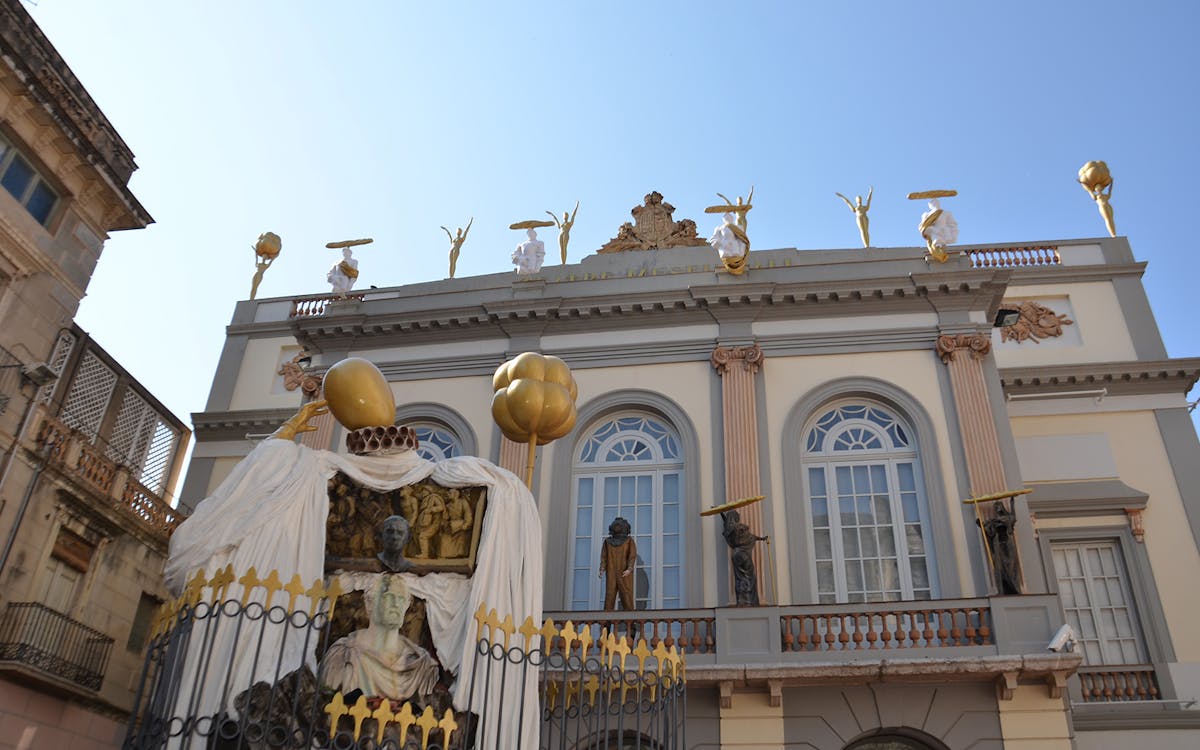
left=711, top=343, right=766, bottom=599
left=498, top=436, right=527, bottom=479
left=936, top=334, right=1007, bottom=495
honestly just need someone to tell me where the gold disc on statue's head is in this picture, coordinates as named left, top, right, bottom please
left=322, top=357, right=396, bottom=430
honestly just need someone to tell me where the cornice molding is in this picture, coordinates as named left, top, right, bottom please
left=1000, top=358, right=1200, bottom=397
left=1005, top=262, right=1148, bottom=285
left=287, top=269, right=1014, bottom=350
left=192, top=408, right=293, bottom=441
left=0, top=2, right=151, bottom=229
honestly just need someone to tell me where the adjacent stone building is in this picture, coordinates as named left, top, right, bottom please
left=184, top=190, right=1200, bottom=748
left=0, top=2, right=190, bottom=748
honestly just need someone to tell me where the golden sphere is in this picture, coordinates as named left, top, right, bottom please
left=254, top=232, right=282, bottom=260
left=1078, top=161, right=1112, bottom=192
left=322, top=357, right=395, bottom=430
left=491, top=352, right=578, bottom=444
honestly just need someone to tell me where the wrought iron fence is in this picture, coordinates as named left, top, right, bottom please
left=124, top=568, right=686, bottom=750
left=0, top=601, right=113, bottom=690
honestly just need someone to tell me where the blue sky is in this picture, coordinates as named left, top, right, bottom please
left=26, top=1, right=1200, bottom=429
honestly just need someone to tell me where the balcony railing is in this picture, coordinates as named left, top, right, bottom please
left=0, top=601, right=113, bottom=691
left=548, top=598, right=998, bottom=662
left=36, top=416, right=185, bottom=539
left=966, top=244, right=1061, bottom=269
left=1077, top=664, right=1161, bottom=703
left=780, top=599, right=993, bottom=652
left=290, top=292, right=367, bottom=318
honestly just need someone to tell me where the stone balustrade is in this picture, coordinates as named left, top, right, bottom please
left=966, top=244, right=1061, bottom=268
left=781, top=601, right=992, bottom=652
left=1077, top=664, right=1161, bottom=702
left=289, top=292, right=367, bottom=318
left=35, top=415, right=185, bottom=540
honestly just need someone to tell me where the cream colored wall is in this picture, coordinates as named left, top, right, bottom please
left=996, top=685, right=1072, bottom=750
left=388, top=374, right=496, bottom=458
left=994, top=281, right=1136, bottom=368
left=538, top=361, right=718, bottom=605
left=230, top=337, right=308, bottom=411
left=1011, top=411, right=1200, bottom=661
left=206, top=457, right=243, bottom=496
left=763, top=350, right=971, bottom=603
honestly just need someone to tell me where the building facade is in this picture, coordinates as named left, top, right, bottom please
left=185, top=200, right=1200, bottom=748
left=0, top=3, right=190, bottom=748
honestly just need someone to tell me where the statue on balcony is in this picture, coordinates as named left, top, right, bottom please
left=599, top=517, right=637, bottom=611
left=320, top=573, right=440, bottom=701
left=721, top=510, right=768, bottom=606
left=325, top=238, right=372, bottom=295
left=908, top=190, right=958, bottom=262
left=978, top=501, right=1021, bottom=595
left=510, top=226, right=548, bottom=275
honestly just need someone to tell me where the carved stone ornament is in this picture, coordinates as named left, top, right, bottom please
left=710, top=344, right=764, bottom=375
left=936, top=334, right=992, bottom=364
left=999, top=301, right=1075, bottom=344
left=598, top=191, right=709, bottom=253
left=278, top=352, right=321, bottom=395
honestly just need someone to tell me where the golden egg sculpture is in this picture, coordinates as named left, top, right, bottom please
left=254, top=231, right=282, bottom=260
left=491, top=352, right=578, bottom=445
left=322, top=357, right=395, bottom=430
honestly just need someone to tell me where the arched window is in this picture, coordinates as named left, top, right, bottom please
left=410, top=423, right=462, bottom=462
left=803, top=402, right=938, bottom=604
left=568, top=414, right=684, bottom=611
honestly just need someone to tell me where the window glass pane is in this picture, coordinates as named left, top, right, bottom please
left=662, top=473, right=679, bottom=502
left=576, top=506, right=592, bottom=535
left=662, top=503, right=679, bottom=533
left=817, top=562, right=835, bottom=594
left=636, top=475, right=652, bottom=502
left=897, top=463, right=916, bottom=492
left=2, top=156, right=33, bottom=200
left=905, top=524, right=925, bottom=555
left=811, top=497, right=828, bottom=527
left=662, top=567, right=679, bottom=598
left=573, top=540, right=591, bottom=568
left=577, top=477, right=593, bottom=507
left=662, top=534, right=679, bottom=564
left=619, top=476, right=634, bottom=503
left=808, top=467, right=826, bottom=498
left=842, top=527, right=860, bottom=557
left=814, top=529, right=832, bottom=559
left=26, top=180, right=55, bottom=225
left=874, top=494, right=892, bottom=524
left=845, top=561, right=864, bottom=591
left=860, top=527, right=878, bottom=557
left=635, top=504, right=651, bottom=531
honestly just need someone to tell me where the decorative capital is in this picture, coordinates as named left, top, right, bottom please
left=711, top=344, right=764, bottom=375
left=936, top=334, right=991, bottom=364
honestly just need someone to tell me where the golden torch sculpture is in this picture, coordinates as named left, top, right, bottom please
left=491, top=352, right=578, bottom=488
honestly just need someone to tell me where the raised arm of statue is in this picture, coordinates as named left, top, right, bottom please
left=835, top=192, right=855, bottom=211
left=270, top=399, right=329, bottom=441
left=864, top=186, right=873, bottom=209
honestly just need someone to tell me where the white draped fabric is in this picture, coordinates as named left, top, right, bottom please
left=166, top=438, right=542, bottom=749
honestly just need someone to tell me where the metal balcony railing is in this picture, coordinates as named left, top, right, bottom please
left=0, top=601, right=113, bottom=691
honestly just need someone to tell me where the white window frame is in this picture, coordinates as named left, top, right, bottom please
left=802, top=401, right=939, bottom=604
left=1050, top=538, right=1150, bottom=666
left=567, top=413, right=685, bottom=611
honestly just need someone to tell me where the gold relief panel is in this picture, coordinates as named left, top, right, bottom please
left=324, top=474, right=488, bottom=576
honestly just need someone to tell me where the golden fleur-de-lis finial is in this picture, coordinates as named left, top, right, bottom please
left=260, top=569, right=284, bottom=608
left=438, top=708, right=458, bottom=746
left=323, top=575, right=344, bottom=622
left=578, top=626, right=595, bottom=663
left=324, top=692, right=349, bottom=739
left=519, top=616, right=539, bottom=652
left=284, top=573, right=306, bottom=614
left=653, top=641, right=671, bottom=676
left=583, top=675, right=601, bottom=707
left=183, top=569, right=207, bottom=607
left=306, top=578, right=327, bottom=617
left=560, top=620, right=579, bottom=653
left=209, top=564, right=235, bottom=603
left=371, top=700, right=395, bottom=744
left=238, top=567, right=261, bottom=606
left=633, top=639, right=652, bottom=675
left=416, top=705, right=439, bottom=750
left=394, top=702, right=417, bottom=744
left=347, top=695, right=372, bottom=742
left=498, top=614, right=515, bottom=648
left=539, top=618, right=558, bottom=654
left=473, top=603, right=490, bottom=643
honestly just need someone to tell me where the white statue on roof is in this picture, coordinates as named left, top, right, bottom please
left=512, top=227, right=546, bottom=275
